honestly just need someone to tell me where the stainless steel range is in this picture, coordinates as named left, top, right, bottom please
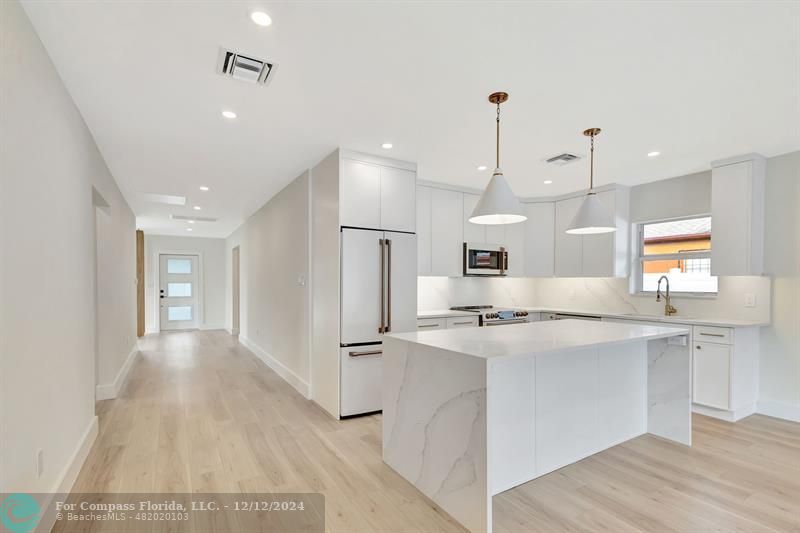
left=449, top=305, right=532, bottom=326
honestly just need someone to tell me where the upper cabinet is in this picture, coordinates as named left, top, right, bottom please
left=430, top=188, right=464, bottom=277
left=524, top=202, right=555, bottom=277
left=554, top=187, right=630, bottom=278
left=463, top=193, right=486, bottom=244
left=710, top=154, right=765, bottom=276
left=417, top=185, right=433, bottom=276
left=339, top=156, right=416, bottom=233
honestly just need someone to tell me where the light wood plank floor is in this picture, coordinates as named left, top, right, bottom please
left=69, top=330, right=800, bottom=532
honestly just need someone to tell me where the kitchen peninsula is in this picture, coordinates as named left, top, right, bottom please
left=382, top=319, right=692, bottom=533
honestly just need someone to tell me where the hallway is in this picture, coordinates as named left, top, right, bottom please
left=69, top=331, right=800, bottom=533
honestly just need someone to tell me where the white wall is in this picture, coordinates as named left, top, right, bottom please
left=144, top=235, right=226, bottom=332
left=225, top=172, right=311, bottom=396
left=759, top=151, right=800, bottom=421
left=1, top=0, right=134, bottom=493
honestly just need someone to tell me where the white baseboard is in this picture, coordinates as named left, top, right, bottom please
left=39, top=415, right=99, bottom=532
left=692, top=403, right=757, bottom=422
left=200, top=323, right=226, bottom=331
left=757, top=399, right=800, bottom=422
left=239, top=335, right=310, bottom=398
left=95, top=345, right=138, bottom=400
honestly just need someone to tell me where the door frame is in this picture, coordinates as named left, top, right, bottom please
left=152, top=251, right=204, bottom=333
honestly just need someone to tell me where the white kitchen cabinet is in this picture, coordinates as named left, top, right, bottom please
left=446, top=316, right=480, bottom=328
left=485, top=224, right=505, bottom=246
left=503, top=220, right=525, bottom=277
left=380, top=166, right=416, bottom=232
left=710, top=154, right=765, bottom=276
left=340, top=159, right=381, bottom=229
left=463, top=193, right=486, bottom=244
left=554, top=196, right=584, bottom=277
left=430, top=188, right=464, bottom=277
left=523, top=202, right=555, bottom=277
left=417, top=185, right=432, bottom=276
left=339, top=156, right=416, bottom=232
left=554, top=187, right=629, bottom=278
left=693, top=341, right=731, bottom=410
left=417, top=317, right=446, bottom=330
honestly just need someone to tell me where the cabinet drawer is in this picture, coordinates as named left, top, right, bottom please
left=417, top=318, right=446, bottom=330
left=693, top=341, right=731, bottom=410
left=693, top=325, right=733, bottom=345
left=446, top=316, right=479, bottom=329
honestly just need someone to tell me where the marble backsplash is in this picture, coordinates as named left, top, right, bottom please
left=418, top=275, right=771, bottom=323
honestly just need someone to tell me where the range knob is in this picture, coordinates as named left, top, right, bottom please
left=485, top=313, right=491, bottom=319
left=523, top=311, right=528, bottom=316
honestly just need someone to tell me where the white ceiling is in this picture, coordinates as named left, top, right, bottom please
left=22, top=1, right=800, bottom=238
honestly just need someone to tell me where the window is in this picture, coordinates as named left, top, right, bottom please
left=167, top=282, right=192, bottom=297
left=168, top=306, right=192, bottom=321
left=636, top=216, right=718, bottom=294
left=167, top=258, right=192, bottom=274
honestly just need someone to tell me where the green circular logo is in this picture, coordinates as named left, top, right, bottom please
left=1, top=494, right=40, bottom=533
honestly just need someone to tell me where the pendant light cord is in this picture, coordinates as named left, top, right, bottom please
left=589, top=132, right=594, bottom=190
left=496, top=102, right=501, bottom=169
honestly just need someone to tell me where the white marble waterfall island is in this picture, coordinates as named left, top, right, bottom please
left=382, top=319, right=691, bottom=533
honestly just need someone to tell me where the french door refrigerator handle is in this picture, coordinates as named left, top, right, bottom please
left=379, top=238, right=385, bottom=334
left=386, top=239, right=392, bottom=332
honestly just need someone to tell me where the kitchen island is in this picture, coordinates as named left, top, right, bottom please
left=382, top=319, right=691, bottom=533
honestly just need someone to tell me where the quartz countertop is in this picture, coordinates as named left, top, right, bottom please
left=388, top=319, right=688, bottom=359
left=517, top=307, right=768, bottom=328
left=416, top=307, right=767, bottom=328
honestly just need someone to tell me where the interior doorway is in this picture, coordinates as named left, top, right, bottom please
left=159, top=254, right=200, bottom=331
left=232, top=246, right=240, bottom=336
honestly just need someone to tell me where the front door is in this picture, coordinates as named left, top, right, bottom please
left=159, top=254, right=199, bottom=331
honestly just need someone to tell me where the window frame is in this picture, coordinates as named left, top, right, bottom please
left=632, top=214, right=718, bottom=297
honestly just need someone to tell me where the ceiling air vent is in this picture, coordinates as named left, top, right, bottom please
left=545, top=153, right=581, bottom=166
left=171, top=215, right=218, bottom=222
left=217, top=48, right=276, bottom=85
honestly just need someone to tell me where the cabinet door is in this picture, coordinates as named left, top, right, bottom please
left=380, top=167, right=416, bottom=232
left=581, top=190, right=616, bottom=277
left=711, top=161, right=752, bottom=276
left=524, top=202, right=555, bottom=277
left=416, top=186, right=432, bottom=275
left=462, top=193, right=486, bottom=244
left=554, top=196, right=583, bottom=277
left=340, top=159, right=381, bottom=229
left=693, top=341, right=731, bottom=410
left=430, top=188, right=464, bottom=276
left=504, top=220, right=525, bottom=277
left=486, top=224, right=505, bottom=246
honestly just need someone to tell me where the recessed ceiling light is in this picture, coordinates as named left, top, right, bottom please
left=221, top=110, right=237, bottom=119
left=188, top=220, right=195, bottom=224
left=477, top=165, right=487, bottom=171
left=193, top=206, right=201, bottom=210
left=543, top=180, right=553, bottom=185
left=647, top=151, right=661, bottom=157
left=186, top=228, right=193, bottom=232
left=381, top=143, right=393, bottom=149
left=250, top=11, right=272, bottom=27
left=199, top=186, right=209, bottom=191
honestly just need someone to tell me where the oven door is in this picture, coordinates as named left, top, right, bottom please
left=485, top=318, right=528, bottom=326
left=463, top=243, right=508, bottom=276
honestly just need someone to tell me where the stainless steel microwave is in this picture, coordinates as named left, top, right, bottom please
left=463, top=243, right=508, bottom=276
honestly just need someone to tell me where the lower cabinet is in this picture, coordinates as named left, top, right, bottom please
left=417, top=315, right=479, bottom=330
left=693, top=341, right=731, bottom=410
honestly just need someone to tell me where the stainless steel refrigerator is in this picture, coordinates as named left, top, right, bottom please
left=340, top=228, right=417, bottom=416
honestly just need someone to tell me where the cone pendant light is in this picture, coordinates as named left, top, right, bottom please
left=469, top=92, right=526, bottom=225
left=566, top=128, right=617, bottom=234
